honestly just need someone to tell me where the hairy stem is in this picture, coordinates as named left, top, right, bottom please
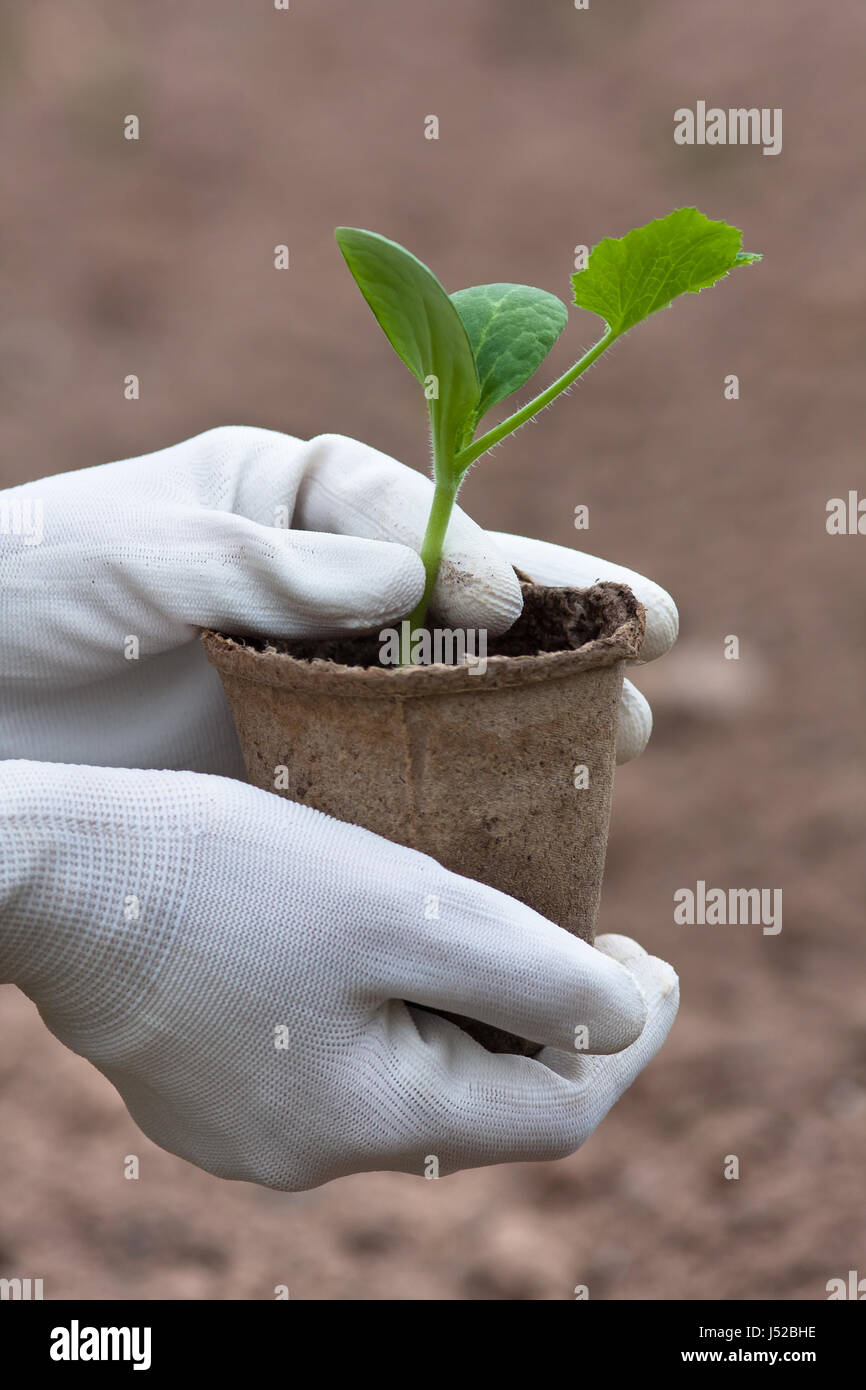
left=454, top=328, right=617, bottom=472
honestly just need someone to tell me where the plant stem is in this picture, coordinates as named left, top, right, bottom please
left=399, top=477, right=458, bottom=664
left=453, top=328, right=617, bottom=473
left=398, top=328, right=617, bottom=666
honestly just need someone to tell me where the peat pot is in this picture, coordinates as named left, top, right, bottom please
left=202, top=578, right=645, bottom=1055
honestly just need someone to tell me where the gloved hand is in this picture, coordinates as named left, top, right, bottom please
left=0, top=427, right=677, bottom=774
left=0, top=427, right=680, bottom=1189
left=0, top=759, right=678, bottom=1190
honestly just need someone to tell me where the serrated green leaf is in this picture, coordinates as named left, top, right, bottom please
left=449, top=283, right=568, bottom=425
left=335, top=227, right=480, bottom=467
left=571, top=207, right=761, bottom=337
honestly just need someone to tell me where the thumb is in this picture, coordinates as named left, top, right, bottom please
left=119, top=504, right=427, bottom=642
left=295, top=434, right=524, bottom=636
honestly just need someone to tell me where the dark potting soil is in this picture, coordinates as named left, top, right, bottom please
left=240, top=579, right=613, bottom=668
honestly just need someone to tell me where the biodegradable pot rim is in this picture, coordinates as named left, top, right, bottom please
left=201, top=580, right=645, bottom=700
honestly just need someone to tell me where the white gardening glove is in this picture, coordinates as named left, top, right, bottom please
left=0, top=427, right=680, bottom=1188
left=0, top=426, right=676, bottom=774
left=0, top=759, right=678, bottom=1190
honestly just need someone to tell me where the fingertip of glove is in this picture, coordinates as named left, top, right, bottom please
left=615, top=680, right=653, bottom=764
left=597, top=934, right=679, bottom=1007
left=595, top=933, right=648, bottom=965
left=431, top=548, right=524, bottom=638
left=348, top=541, right=427, bottom=627
left=581, top=947, right=649, bottom=1052
left=636, top=584, right=679, bottom=663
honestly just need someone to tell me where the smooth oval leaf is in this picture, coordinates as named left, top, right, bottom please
left=571, top=207, right=761, bottom=338
left=335, top=227, right=480, bottom=466
left=450, top=283, right=569, bottom=424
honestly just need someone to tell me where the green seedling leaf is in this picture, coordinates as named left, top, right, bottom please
left=449, top=283, right=569, bottom=426
left=571, top=207, right=761, bottom=337
left=335, top=210, right=760, bottom=655
left=335, top=227, right=480, bottom=466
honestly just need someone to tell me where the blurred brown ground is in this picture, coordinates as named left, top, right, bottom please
left=1, top=0, right=864, bottom=1300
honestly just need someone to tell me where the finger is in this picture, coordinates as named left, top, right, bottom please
left=179, top=428, right=523, bottom=636
left=293, top=434, right=524, bottom=637
left=616, top=677, right=653, bottom=763
left=376, top=956, right=669, bottom=1175
left=373, top=1002, right=620, bottom=1174
left=127, top=504, right=426, bottom=640
left=539, top=936, right=679, bottom=1106
left=488, top=531, right=679, bottom=663
left=375, top=872, right=648, bottom=1055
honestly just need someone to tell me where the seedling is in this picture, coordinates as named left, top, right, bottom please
left=336, top=208, right=760, bottom=662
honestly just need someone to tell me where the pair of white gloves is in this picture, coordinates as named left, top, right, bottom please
left=0, top=427, right=679, bottom=1191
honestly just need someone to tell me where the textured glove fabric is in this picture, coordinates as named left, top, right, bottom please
left=0, top=427, right=676, bottom=774
left=0, top=429, right=680, bottom=1189
left=0, top=760, right=678, bottom=1191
